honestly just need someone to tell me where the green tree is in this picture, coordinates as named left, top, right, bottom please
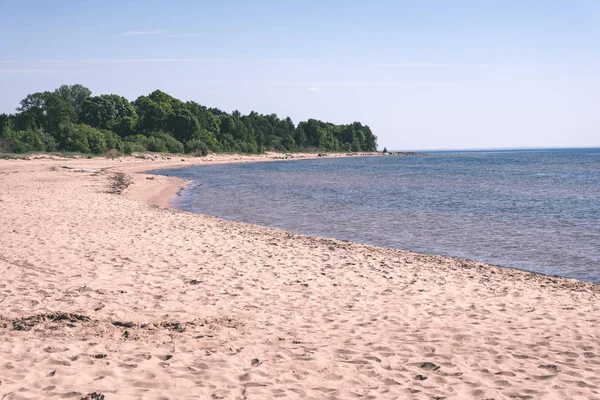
left=54, top=84, right=92, bottom=117
left=148, top=90, right=181, bottom=114
left=81, top=94, right=138, bottom=137
left=0, top=114, right=9, bottom=137
left=168, top=108, right=200, bottom=143
left=16, top=92, right=49, bottom=128
left=294, top=124, right=308, bottom=148
left=15, top=92, right=75, bottom=133
left=45, top=93, right=76, bottom=135
left=186, top=101, right=220, bottom=138
left=134, top=96, right=167, bottom=133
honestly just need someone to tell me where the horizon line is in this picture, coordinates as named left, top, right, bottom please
left=390, top=145, right=600, bottom=152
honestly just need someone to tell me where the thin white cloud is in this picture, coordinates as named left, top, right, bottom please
left=66, top=58, right=194, bottom=64
left=0, top=68, right=81, bottom=74
left=0, top=58, right=197, bottom=66
left=0, top=59, right=489, bottom=69
left=308, top=86, right=320, bottom=92
left=286, top=81, right=478, bottom=88
left=375, top=63, right=452, bottom=67
left=122, top=30, right=168, bottom=36
left=375, top=62, right=495, bottom=68
left=0, top=58, right=197, bottom=73
left=318, top=81, right=477, bottom=88
left=172, top=80, right=478, bottom=88
left=163, top=33, right=198, bottom=38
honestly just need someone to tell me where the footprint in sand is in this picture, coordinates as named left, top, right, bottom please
left=43, top=346, right=69, bottom=353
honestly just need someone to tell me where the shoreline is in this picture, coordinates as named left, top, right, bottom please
left=1, top=152, right=599, bottom=399
left=128, top=173, right=189, bottom=208
left=3, top=149, right=599, bottom=291
left=69, top=151, right=600, bottom=286
left=133, top=154, right=599, bottom=285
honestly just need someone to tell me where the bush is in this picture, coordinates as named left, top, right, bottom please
left=122, top=142, right=134, bottom=155
left=20, top=129, right=45, bottom=152
left=85, top=127, right=108, bottom=154
left=56, top=123, right=90, bottom=153
left=122, top=134, right=149, bottom=153
left=137, top=132, right=184, bottom=154
left=238, top=141, right=259, bottom=154
left=0, top=138, right=8, bottom=153
left=0, top=128, right=46, bottom=153
left=160, top=133, right=184, bottom=153
left=122, top=134, right=148, bottom=145
left=43, top=133, right=57, bottom=152
left=52, top=124, right=120, bottom=154
left=185, top=138, right=208, bottom=156
left=146, top=136, right=167, bottom=152
left=103, top=130, right=123, bottom=152
left=129, top=142, right=148, bottom=153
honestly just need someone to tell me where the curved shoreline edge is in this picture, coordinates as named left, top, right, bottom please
left=127, top=153, right=599, bottom=286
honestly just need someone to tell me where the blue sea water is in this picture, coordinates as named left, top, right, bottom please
left=153, top=148, right=600, bottom=282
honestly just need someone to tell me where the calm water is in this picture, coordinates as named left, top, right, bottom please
left=153, top=148, right=600, bottom=282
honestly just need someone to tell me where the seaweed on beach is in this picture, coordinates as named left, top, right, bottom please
left=80, top=393, right=105, bottom=400
left=10, top=312, right=91, bottom=331
left=161, top=321, right=186, bottom=332
left=112, top=320, right=135, bottom=328
left=108, top=172, right=132, bottom=195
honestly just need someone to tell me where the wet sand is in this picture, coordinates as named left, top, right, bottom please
left=0, top=153, right=599, bottom=399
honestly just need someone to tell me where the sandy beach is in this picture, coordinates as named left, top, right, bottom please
left=0, top=153, right=599, bottom=400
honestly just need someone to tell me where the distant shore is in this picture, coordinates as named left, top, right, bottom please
left=0, top=152, right=598, bottom=399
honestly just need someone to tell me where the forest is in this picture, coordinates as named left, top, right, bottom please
left=0, top=84, right=377, bottom=155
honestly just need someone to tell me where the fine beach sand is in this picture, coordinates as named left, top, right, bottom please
left=1, top=153, right=599, bottom=400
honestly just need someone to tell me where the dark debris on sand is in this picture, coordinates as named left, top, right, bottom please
left=80, top=393, right=105, bottom=400
left=8, top=313, right=91, bottom=331
left=112, top=321, right=135, bottom=328
left=107, top=172, right=132, bottom=195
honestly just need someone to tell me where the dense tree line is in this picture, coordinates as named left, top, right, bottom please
left=0, top=84, right=377, bottom=155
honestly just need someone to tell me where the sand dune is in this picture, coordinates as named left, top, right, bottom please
left=1, top=154, right=599, bottom=399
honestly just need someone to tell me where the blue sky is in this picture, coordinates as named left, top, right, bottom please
left=1, top=0, right=599, bottom=150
